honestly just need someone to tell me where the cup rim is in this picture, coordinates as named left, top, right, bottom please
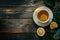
left=37, top=10, right=49, bottom=23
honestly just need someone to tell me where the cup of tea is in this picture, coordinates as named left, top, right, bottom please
left=37, top=10, right=49, bottom=23
left=33, top=6, right=53, bottom=26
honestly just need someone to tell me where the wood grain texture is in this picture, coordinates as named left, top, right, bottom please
left=0, top=2, right=45, bottom=33
left=0, top=19, right=35, bottom=33
left=0, top=2, right=45, bottom=19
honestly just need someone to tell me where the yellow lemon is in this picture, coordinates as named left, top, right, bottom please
left=50, top=22, right=58, bottom=29
left=39, top=14, right=48, bottom=22
left=35, top=8, right=41, bottom=13
left=37, top=27, right=45, bottom=37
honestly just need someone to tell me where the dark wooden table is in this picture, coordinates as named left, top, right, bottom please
left=0, top=2, right=45, bottom=40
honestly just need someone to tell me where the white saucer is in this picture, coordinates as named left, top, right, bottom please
left=33, top=6, right=53, bottom=26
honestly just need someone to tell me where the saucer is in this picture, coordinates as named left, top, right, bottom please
left=33, top=6, right=53, bottom=26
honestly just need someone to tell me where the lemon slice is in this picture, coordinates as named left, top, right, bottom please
left=50, top=22, right=58, bottom=29
left=38, top=13, right=48, bottom=22
left=37, top=27, right=45, bottom=37
left=34, top=8, right=41, bottom=13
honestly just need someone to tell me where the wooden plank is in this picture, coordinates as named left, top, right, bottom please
left=0, top=2, right=45, bottom=19
left=0, top=6, right=35, bottom=19
left=0, top=19, right=35, bottom=33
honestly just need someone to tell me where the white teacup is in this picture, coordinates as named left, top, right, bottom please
left=33, top=6, right=53, bottom=26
